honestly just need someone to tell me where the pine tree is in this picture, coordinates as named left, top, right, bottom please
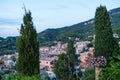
left=67, top=40, right=77, bottom=78
left=94, top=6, right=114, bottom=61
left=17, top=11, right=39, bottom=76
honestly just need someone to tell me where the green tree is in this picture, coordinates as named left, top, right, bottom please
left=112, top=38, right=120, bottom=57
left=53, top=53, right=69, bottom=80
left=94, top=5, right=114, bottom=61
left=2, top=73, right=42, bottom=80
left=17, top=11, right=39, bottom=76
left=81, top=67, right=95, bottom=80
left=67, top=40, right=77, bottom=79
left=54, top=40, right=81, bottom=80
left=99, top=55, right=120, bottom=80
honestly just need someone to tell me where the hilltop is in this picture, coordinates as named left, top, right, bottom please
left=38, top=7, right=120, bottom=45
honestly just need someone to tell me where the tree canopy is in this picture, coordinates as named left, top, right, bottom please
left=17, top=11, right=39, bottom=76
left=95, top=6, right=114, bottom=61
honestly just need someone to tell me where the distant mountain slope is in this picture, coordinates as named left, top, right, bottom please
left=38, top=7, right=120, bottom=45
left=0, top=7, right=120, bottom=54
left=0, top=37, right=17, bottom=55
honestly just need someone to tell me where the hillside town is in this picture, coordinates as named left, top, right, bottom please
left=0, top=40, right=93, bottom=79
left=0, top=0, right=120, bottom=80
left=0, top=32, right=119, bottom=79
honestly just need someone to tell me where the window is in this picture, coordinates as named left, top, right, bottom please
left=46, top=62, right=48, bottom=64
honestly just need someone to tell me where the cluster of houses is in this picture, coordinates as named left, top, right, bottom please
left=0, top=33, right=119, bottom=80
left=0, top=41, right=93, bottom=72
left=40, top=41, right=92, bottom=72
left=0, top=40, right=105, bottom=80
left=40, top=42, right=67, bottom=71
left=0, top=53, right=18, bottom=74
left=0, top=40, right=95, bottom=79
left=80, top=47, right=94, bottom=70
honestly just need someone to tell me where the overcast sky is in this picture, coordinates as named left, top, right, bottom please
left=0, top=0, right=120, bottom=37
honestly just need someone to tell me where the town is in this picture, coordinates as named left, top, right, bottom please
left=0, top=40, right=92, bottom=79
left=0, top=33, right=119, bottom=80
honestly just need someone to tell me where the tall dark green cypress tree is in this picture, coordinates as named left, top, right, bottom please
left=95, top=6, right=114, bottom=61
left=53, top=53, right=69, bottom=80
left=17, top=11, right=39, bottom=76
left=67, top=40, right=77, bottom=78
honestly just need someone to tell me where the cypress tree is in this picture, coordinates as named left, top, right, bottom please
left=53, top=53, right=69, bottom=80
left=112, top=38, right=120, bottom=57
left=67, top=40, right=77, bottom=78
left=94, top=6, right=114, bottom=61
left=54, top=40, right=80, bottom=80
left=17, top=11, right=39, bottom=76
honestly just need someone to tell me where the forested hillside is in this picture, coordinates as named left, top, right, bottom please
left=1, top=7, right=120, bottom=54
left=38, top=7, right=120, bottom=45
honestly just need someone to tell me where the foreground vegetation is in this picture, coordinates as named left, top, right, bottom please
left=2, top=73, right=42, bottom=80
left=53, top=5, right=120, bottom=80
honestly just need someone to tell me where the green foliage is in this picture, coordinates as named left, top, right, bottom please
left=2, top=73, right=42, bottom=80
left=38, top=22, right=94, bottom=44
left=94, top=6, right=114, bottom=61
left=54, top=40, right=80, bottom=80
left=81, top=67, right=95, bottom=80
left=0, top=37, right=17, bottom=55
left=99, top=56, right=120, bottom=80
left=112, top=38, right=120, bottom=57
left=53, top=53, right=69, bottom=80
left=67, top=40, right=78, bottom=79
left=17, top=11, right=39, bottom=76
left=16, top=74, right=42, bottom=80
left=67, top=40, right=77, bottom=64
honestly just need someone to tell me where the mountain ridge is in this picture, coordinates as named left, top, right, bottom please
left=0, top=7, right=120, bottom=54
left=38, top=7, right=120, bottom=45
